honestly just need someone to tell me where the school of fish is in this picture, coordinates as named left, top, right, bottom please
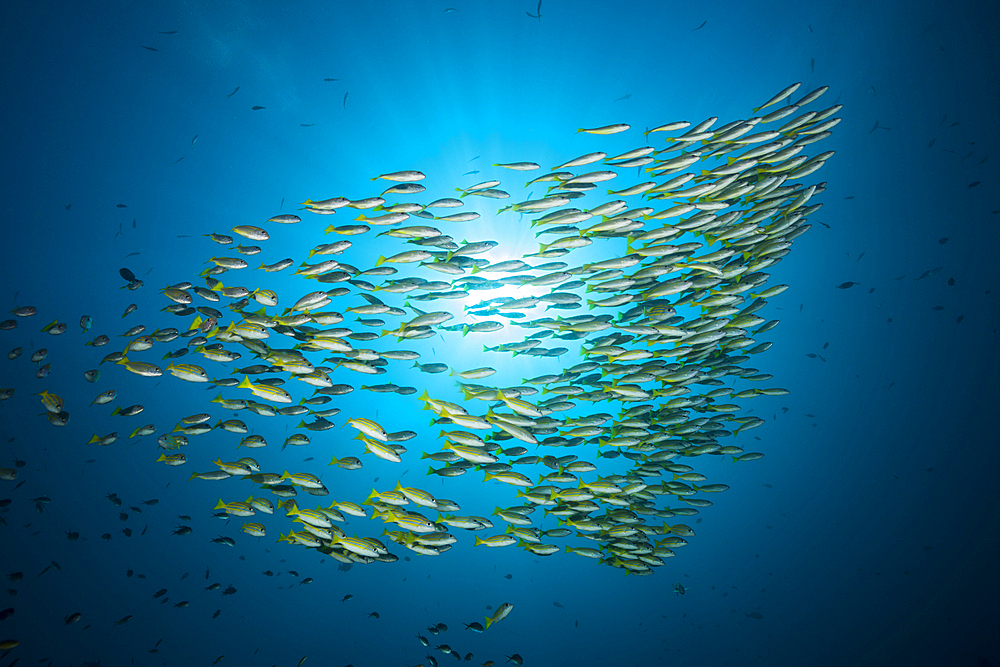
left=2, top=82, right=837, bottom=580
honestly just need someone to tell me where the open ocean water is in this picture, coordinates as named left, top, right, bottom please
left=0, top=1, right=998, bottom=666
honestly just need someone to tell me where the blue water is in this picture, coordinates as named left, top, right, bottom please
left=1, top=1, right=998, bottom=666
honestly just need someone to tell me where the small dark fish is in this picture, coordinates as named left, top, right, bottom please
left=462, top=170, right=480, bottom=176
left=504, top=574, right=512, bottom=579
left=251, top=106, right=265, bottom=111
left=469, top=156, right=480, bottom=161
left=120, top=267, right=136, bottom=282
left=553, top=601, right=564, bottom=608
left=65, top=612, right=82, bottom=624
left=968, top=181, right=980, bottom=188
left=65, top=203, right=71, bottom=210
left=300, top=123, right=316, bottom=127
left=343, top=92, right=348, bottom=108
left=140, top=45, right=158, bottom=51
left=948, top=277, right=955, bottom=286
left=116, top=203, right=127, bottom=208
left=213, top=609, right=221, bottom=619
left=368, top=611, right=380, bottom=618
left=127, top=569, right=133, bottom=577
left=0, top=608, right=13, bottom=621
left=227, top=86, right=239, bottom=98
left=341, top=594, right=353, bottom=602
left=835, top=281, right=858, bottom=289
left=172, top=156, right=185, bottom=164
left=280, top=197, right=284, bottom=210
left=158, top=30, right=178, bottom=34
left=956, top=315, right=964, bottom=323
left=444, top=7, right=457, bottom=12
left=323, top=78, right=340, bottom=81
left=122, top=528, right=132, bottom=537
left=693, top=20, right=706, bottom=30
left=810, top=57, right=815, bottom=72
left=746, top=611, right=764, bottom=620
left=614, top=93, right=631, bottom=102
left=114, top=614, right=133, bottom=626
left=142, top=499, right=159, bottom=505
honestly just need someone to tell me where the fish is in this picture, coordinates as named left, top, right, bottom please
left=140, top=45, right=158, bottom=51
left=577, top=124, right=630, bottom=135
left=526, top=0, right=542, bottom=20
left=693, top=20, right=706, bottom=30
left=485, top=602, right=513, bottom=630
left=54, top=82, right=838, bottom=585
left=227, top=86, right=239, bottom=98
left=251, top=106, right=265, bottom=111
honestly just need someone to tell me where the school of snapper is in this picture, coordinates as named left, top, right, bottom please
left=2, top=82, right=836, bottom=582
